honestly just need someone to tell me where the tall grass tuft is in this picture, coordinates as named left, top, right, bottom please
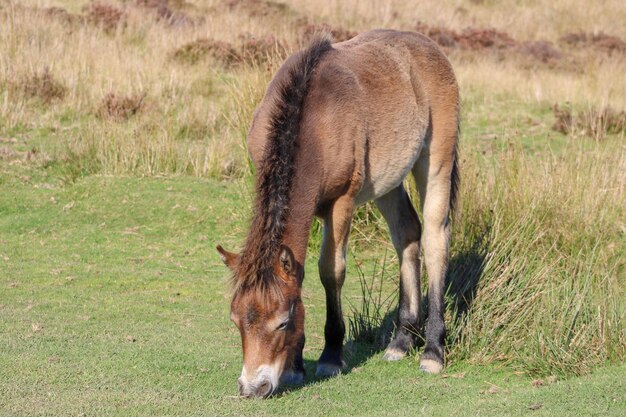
left=347, top=250, right=397, bottom=350
left=344, top=139, right=624, bottom=377
left=444, top=140, right=625, bottom=377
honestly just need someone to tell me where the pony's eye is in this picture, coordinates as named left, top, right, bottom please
left=276, top=320, right=289, bottom=331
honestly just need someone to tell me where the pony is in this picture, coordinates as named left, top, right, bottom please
left=217, top=29, right=460, bottom=398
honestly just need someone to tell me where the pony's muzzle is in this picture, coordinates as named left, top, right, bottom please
left=238, top=376, right=274, bottom=399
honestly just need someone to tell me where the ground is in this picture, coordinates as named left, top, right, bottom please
left=0, top=173, right=624, bottom=416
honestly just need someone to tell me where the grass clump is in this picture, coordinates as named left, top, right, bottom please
left=19, top=67, right=68, bottom=104
left=347, top=252, right=396, bottom=350
left=552, top=103, right=626, bottom=140
left=172, top=36, right=287, bottom=67
left=97, top=92, right=146, bottom=121
left=83, top=2, right=125, bottom=32
left=172, top=39, right=241, bottom=66
left=444, top=141, right=625, bottom=377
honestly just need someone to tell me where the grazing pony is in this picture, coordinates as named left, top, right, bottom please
left=217, top=29, right=460, bottom=398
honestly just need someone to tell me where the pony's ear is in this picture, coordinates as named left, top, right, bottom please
left=216, top=245, right=238, bottom=271
left=278, top=245, right=296, bottom=278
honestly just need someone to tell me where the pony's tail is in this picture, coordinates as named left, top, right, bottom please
left=449, top=120, right=460, bottom=223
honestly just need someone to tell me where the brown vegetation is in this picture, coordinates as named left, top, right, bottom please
left=415, top=23, right=515, bottom=51
left=20, top=68, right=67, bottom=104
left=134, top=0, right=194, bottom=26
left=83, top=2, right=125, bottom=32
left=552, top=104, right=626, bottom=140
left=300, top=23, right=358, bottom=44
left=456, top=28, right=516, bottom=50
left=41, top=6, right=85, bottom=26
left=516, top=41, right=563, bottom=64
left=98, top=92, right=146, bottom=121
left=172, top=35, right=287, bottom=66
left=239, top=34, right=289, bottom=64
left=414, top=23, right=576, bottom=69
left=172, top=39, right=242, bottom=65
left=559, top=31, right=626, bottom=55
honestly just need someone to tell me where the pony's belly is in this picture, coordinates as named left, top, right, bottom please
left=355, top=138, right=423, bottom=205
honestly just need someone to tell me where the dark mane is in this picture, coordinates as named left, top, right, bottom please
left=234, top=36, right=333, bottom=293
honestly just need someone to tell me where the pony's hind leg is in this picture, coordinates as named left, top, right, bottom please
left=412, top=145, right=456, bottom=374
left=376, top=186, right=423, bottom=361
left=316, top=195, right=354, bottom=377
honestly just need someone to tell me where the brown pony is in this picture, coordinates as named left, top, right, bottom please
left=217, top=29, right=460, bottom=398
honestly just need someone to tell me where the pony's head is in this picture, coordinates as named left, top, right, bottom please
left=217, top=244, right=305, bottom=398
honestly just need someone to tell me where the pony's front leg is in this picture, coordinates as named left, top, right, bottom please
left=316, top=196, right=354, bottom=377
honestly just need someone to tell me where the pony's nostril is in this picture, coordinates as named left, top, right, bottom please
left=237, top=379, right=245, bottom=396
left=257, top=379, right=272, bottom=398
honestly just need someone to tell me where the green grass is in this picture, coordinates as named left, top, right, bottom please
left=0, top=166, right=624, bottom=416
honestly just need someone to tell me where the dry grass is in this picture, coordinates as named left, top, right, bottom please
left=1, top=0, right=625, bottom=177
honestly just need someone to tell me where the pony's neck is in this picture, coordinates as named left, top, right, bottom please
left=280, top=167, right=320, bottom=272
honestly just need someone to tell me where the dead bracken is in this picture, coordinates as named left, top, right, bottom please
left=98, top=92, right=146, bottom=121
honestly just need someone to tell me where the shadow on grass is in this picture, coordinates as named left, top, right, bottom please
left=447, top=243, right=487, bottom=320
left=275, top=232, right=488, bottom=397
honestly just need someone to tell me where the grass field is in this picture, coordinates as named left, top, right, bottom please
left=1, top=0, right=625, bottom=415
left=0, top=173, right=624, bottom=416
